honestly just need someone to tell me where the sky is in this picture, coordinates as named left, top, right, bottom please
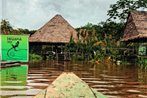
left=1, top=0, right=117, bottom=30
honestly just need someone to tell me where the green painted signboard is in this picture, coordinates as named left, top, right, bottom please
left=0, top=35, right=29, bottom=62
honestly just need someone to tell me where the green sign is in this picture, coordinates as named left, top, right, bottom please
left=0, top=65, right=28, bottom=86
left=138, top=45, right=146, bottom=56
left=0, top=35, right=29, bottom=62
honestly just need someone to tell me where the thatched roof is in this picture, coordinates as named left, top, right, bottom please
left=122, top=11, right=147, bottom=41
left=29, top=15, right=78, bottom=43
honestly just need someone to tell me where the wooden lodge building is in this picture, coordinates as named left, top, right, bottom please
left=122, top=11, right=147, bottom=63
left=29, top=15, right=78, bottom=60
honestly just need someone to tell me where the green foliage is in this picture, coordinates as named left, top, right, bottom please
left=74, top=21, right=124, bottom=61
left=107, top=0, right=147, bottom=21
left=0, top=19, right=36, bottom=35
left=76, top=54, right=85, bottom=61
left=29, top=53, right=42, bottom=62
left=93, top=50, right=105, bottom=61
left=138, top=57, right=147, bottom=70
left=17, top=28, right=36, bottom=35
left=66, top=36, right=76, bottom=52
left=1, top=19, right=13, bottom=34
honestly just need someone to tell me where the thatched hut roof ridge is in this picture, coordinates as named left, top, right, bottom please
left=122, top=11, right=147, bottom=41
left=29, top=14, right=78, bottom=43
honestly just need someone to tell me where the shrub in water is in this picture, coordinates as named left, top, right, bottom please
left=29, top=53, right=42, bottom=62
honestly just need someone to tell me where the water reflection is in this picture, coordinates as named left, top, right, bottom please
left=0, top=65, right=28, bottom=97
left=0, top=61, right=147, bottom=98
left=0, top=65, right=28, bottom=86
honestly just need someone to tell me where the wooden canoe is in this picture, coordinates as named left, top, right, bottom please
left=34, top=72, right=107, bottom=98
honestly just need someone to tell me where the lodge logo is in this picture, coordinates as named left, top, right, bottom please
left=7, top=41, right=20, bottom=58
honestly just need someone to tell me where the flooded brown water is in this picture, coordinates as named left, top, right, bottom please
left=0, top=60, right=147, bottom=98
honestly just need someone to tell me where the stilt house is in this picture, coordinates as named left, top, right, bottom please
left=29, top=15, right=78, bottom=60
left=122, top=11, right=147, bottom=63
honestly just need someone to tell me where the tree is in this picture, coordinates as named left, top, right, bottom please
left=107, top=0, right=147, bottom=22
left=66, top=36, right=76, bottom=52
left=0, top=19, right=36, bottom=35
left=1, top=19, right=13, bottom=34
left=99, top=21, right=124, bottom=40
left=17, top=28, right=29, bottom=34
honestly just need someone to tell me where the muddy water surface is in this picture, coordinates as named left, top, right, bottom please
left=0, top=61, right=147, bottom=98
